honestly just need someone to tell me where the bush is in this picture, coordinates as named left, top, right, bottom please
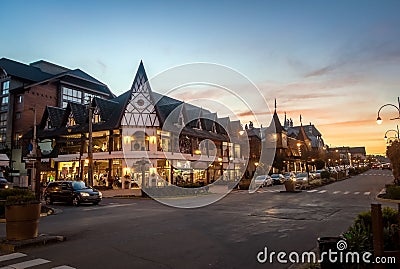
left=385, top=185, right=400, bottom=200
left=343, top=207, right=399, bottom=252
left=309, top=179, right=322, bottom=187
left=0, top=189, right=37, bottom=217
left=320, top=171, right=330, bottom=179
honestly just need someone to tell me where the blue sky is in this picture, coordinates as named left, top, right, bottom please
left=2, top=0, right=400, bottom=154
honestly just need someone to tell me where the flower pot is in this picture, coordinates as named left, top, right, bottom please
left=5, top=203, right=41, bottom=240
left=284, top=180, right=295, bottom=192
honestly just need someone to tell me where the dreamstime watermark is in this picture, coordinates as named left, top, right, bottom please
left=256, top=240, right=396, bottom=265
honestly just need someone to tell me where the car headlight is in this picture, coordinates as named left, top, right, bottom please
left=80, top=192, right=90, bottom=197
left=98, top=191, right=102, bottom=198
left=5, top=185, right=8, bottom=189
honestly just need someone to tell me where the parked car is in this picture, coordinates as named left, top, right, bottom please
left=283, top=172, right=296, bottom=181
left=371, top=163, right=382, bottom=169
left=294, top=173, right=310, bottom=185
left=310, top=170, right=322, bottom=179
left=382, top=163, right=392, bottom=170
left=0, top=177, right=10, bottom=189
left=254, top=175, right=273, bottom=187
left=270, top=173, right=285, bottom=185
left=44, top=180, right=102, bottom=206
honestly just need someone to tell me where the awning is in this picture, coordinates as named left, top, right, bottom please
left=0, top=153, right=9, bottom=166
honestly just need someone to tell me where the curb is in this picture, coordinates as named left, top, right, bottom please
left=0, top=234, right=66, bottom=252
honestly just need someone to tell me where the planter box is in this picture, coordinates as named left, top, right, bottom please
left=284, top=181, right=295, bottom=192
left=5, top=203, right=41, bottom=241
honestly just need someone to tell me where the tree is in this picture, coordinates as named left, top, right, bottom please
left=386, top=140, right=400, bottom=185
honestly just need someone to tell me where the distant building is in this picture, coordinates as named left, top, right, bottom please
left=245, top=102, right=326, bottom=175
left=328, top=146, right=366, bottom=166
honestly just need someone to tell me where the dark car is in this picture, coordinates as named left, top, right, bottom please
left=44, top=180, right=102, bottom=206
left=270, top=173, right=285, bottom=185
left=0, top=177, right=9, bottom=189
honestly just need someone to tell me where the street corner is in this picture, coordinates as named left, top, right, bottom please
left=0, top=234, right=66, bottom=253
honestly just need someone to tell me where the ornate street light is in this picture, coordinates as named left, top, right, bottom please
left=384, top=125, right=399, bottom=141
left=376, top=97, right=400, bottom=124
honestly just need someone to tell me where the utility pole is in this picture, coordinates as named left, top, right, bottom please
left=88, top=98, right=94, bottom=186
left=31, top=106, right=41, bottom=200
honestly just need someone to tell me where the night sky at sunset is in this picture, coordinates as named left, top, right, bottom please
left=2, top=0, right=400, bottom=155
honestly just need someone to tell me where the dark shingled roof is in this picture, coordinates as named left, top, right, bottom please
left=268, top=110, right=285, bottom=133
left=34, top=61, right=244, bottom=144
left=0, top=58, right=53, bottom=82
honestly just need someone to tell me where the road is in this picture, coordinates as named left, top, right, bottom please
left=0, top=170, right=395, bottom=269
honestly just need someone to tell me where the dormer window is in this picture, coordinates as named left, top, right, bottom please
left=196, top=118, right=202, bottom=130
left=67, top=112, right=76, bottom=127
left=45, top=117, right=53, bottom=129
left=212, top=122, right=217, bottom=133
left=93, top=106, right=101, bottom=123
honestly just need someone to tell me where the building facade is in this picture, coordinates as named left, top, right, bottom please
left=0, top=58, right=114, bottom=186
left=30, top=61, right=246, bottom=188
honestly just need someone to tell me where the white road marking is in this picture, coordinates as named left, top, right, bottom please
left=82, top=203, right=135, bottom=211
left=0, top=253, right=27, bottom=262
left=307, top=190, right=318, bottom=193
left=343, top=191, right=350, bottom=195
left=0, top=258, right=50, bottom=269
left=318, top=190, right=327, bottom=194
left=333, top=191, right=341, bottom=194
left=364, top=192, right=371, bottom=195
left=354, top=192, right=360, bottom=195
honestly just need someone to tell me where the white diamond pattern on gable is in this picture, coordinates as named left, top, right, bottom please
left=121, top=61, right=160, bottom=127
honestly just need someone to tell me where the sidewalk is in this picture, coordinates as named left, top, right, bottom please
left=101, top=188, right=142, bottom=198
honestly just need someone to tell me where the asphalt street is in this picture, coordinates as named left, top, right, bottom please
left=0, top=170, right=395, bottom=269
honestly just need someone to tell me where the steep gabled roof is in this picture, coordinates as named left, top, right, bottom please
left=93, top=97, right=119, bottom=122
left=296, top=125, right=311, bottom=144
left=39, top=106, right=66, bottom=129
left=269, top=110, right=285, bottom=133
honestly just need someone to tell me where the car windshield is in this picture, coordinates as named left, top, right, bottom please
left=271, top=174, right=280, bottom=178
left=296, top=173, right=308, bottom=177
left=255, top=176, right=265, bottom=180
left=72, top=181, right=88, bottom=190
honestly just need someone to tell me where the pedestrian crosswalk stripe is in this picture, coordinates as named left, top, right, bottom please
left=0, top=253, right=27, bottom=262
left=52, top=266, right=76, bottom=269
left=0, top=258, right=50, bottom=269
left=318, top=190, right=327, bottom=193
left=307, top=190, right=318, bottom=193
left=354, top=192, right=360, bottom=195
left=364, top=192, right=371, bottom=195
left=333, top=191, right=341, bottom=194
left=343, top=191, right=350, bottom=194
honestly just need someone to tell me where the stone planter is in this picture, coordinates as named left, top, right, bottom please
left=5, top=203, right=41, bottom=240
left=284, top=180, right=295, bottom=192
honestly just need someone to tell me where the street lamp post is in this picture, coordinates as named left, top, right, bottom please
left=87, top=100, right=94, bottom=187
left=384, top=125, right=399, bottom=142
left=376, top=97, right=400, bottom=124
left=30, top=106, right=41, bottom=200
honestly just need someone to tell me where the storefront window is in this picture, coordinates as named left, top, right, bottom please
left=131, top=131, right=149, bottom=151
left=157, top=130, right=171, bottom=152
left=234, top=144, right=241, bottom=158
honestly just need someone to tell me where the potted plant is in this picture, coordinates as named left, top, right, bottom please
left=5, top=191, right=41, bottom=241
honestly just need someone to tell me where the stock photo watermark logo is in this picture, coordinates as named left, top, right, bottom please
left=122, top=63, right=276, bottom=208
left=257, top=239, right=396, bottom=265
